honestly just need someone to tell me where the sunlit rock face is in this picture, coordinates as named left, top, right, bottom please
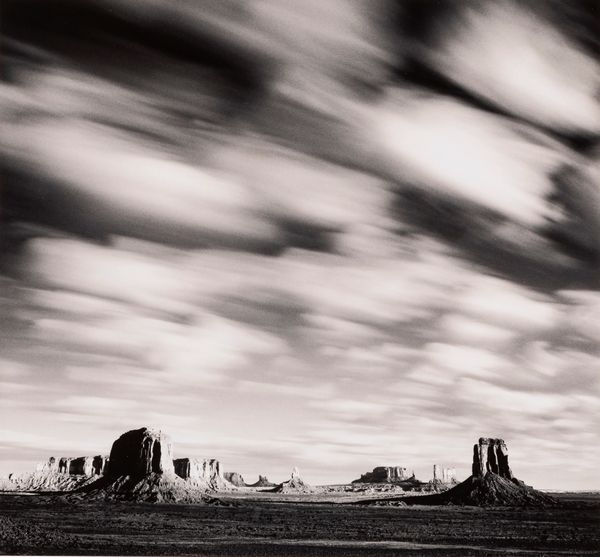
left=223, top=472, right=246, bottom=487
left=401, top=437, right=555, bottom=507
left=174, top=458, right=225, bottom=487
left=433, top=464, right=456, bottom=483
left=472, top=437, right=513, bottom=479
left=69, top=429, right=215, bottom=503
left=107, top=428, right=174, bottom=477
left=36, top=455, right=107, bottom=476
left=271, top=466, right=313, bottom=493
left=249, top=475, right=275, bottom=488
left=354, top=466, right=410, bottom=483
left=35, top=457, right=59, bottom=473
left=5, top=453, right=108, bottom=492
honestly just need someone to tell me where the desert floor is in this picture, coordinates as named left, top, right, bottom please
left=1, top=492, right=599, bottom=556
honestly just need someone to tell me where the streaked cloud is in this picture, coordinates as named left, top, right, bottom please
left=0, top=0, right=598, bottom=490
left=424, top=0, right=600, bottom=134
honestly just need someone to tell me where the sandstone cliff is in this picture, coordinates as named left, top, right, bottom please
left=400, top=438, right=555, bottom=507
left=353, top=466, right=410, bottom=483
left=472, top=437, right=513, bottom=479
left=92, top=455, right=109, bottom=476
left=3, top=471, right=96, bottom=492
left=223, top=472, right=246, bottom=487
left=174, top=458, right=230, bottom=490
left=249, top=475, right=276, bottom=488
left=4, top=454, right=109, bottom=492
left=69, top=456, right=94, bottom=476
left=72, top=427, right=216, bottom=503
left=72, top=472, right=223, bottom=503
left=271, top=467, right=314, bottom=494
left=107, top=428, right=174, bottom=477
left=433, top=465, right=457, bottom=484
left=2, top=428, right=222, bottom=503
left=35, top=457, right=59, bottom=473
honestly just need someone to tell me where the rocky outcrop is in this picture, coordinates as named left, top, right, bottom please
left=249, top=475, right=276, bottom=488
left=399, top=438, right=555, bottom=507
left=174, top=458, right=229, bottom=489
left=92, top=455, right=109, bottom=476
left=35, top=457, right=59, bottom=473
left=3, top=453, right=110, bottom=493
left=70, top=472, right=224, bottom=504
left=36, top=455, right=107, bottom=476
left=353, top=466, right=410, bottom=484
left=403, top=473, right=556, bottom=507
left=69, top=456, right=94, bottom=476
left=223, top=472, right=246, bottom=487
left=2, top=427, right=219, bottom=503
left=3, top=471, right=96, bottom=492
left=472, top=438, right=513, bottom=479
left=106, top=428, right=174, bottom=477
left=58, top=458, right=71, bottom=474
left=271, top=467, right=313, bottom=494
left=72, top=428, right=216, bottom=503
left=433, top=465, right=456, bottom=484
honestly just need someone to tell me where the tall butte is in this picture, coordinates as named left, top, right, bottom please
left=472, top=438, right=512, bottom=479
left=401, top=437, right=556, bottom=507
left=72, top=427, right=213, bottom=503
left=107, top=428, right=174, bottom=477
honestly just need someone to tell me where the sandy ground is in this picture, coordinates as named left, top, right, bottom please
left=1, top=492, right=599, bottom=556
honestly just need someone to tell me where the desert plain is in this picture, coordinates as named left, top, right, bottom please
left=1, top=490, right=599, bottom=556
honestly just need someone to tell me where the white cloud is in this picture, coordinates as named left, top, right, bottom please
left=0, top=359, right=30, bottom=379
left=456, top=275, right=559, bottom=331
left=236, top=379, right=334, bottom=400
left=55, top=395, right=138, bottom=414
left=457, top=378, right=572, bottom=415
left=210, top=140, right=391, bottom=232
left=304, top=314, right=384, bottom=345
left=153, top=313, right=289, bottom=384
left=25, top=238, right=194, bottom=316
left=429, top=1, right=600, bottom=134
left=559, top=290, right=600, bottom=342
left=65, top=365, right=164, bottom=389
left=373, top=90, right=568, bottom=226
left=310, top=398, right=390, bottom=420
left=424, top=343, right=509, bottom=377
left=12, top=120, right=279, bottom=247
left=438, top=314, right=516, bottom=346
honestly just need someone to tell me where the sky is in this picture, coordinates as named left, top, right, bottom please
left=0, top=0, right=599, bottom=489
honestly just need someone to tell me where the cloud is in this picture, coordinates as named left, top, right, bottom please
left=425, top=0, right=600, bottom=134
left=7, top=120, right=279, bottom=250
left=423, top=343, right=509, bottom=377
left=208, top=139, right=392, bottom=233
left=22, top=238, right=196, bottom=317
left=559, top=290, right=600, bottom=343
left=152, top=314, right=289, bottom=385
left=373, top=90, right=568, bottom=227
left=0, top=359, right=30, bottom=379
left=455, top=275, right=559, bottom=331
left=457, top=378, right=573, bottom=416
left=437, top=314, right=516, bottom=346
left=310, top=398, right=391, bottom=422
left=0, top=0, right=599, bottom=489
left=303, top=314, right=384, bottom=346
left=236, top=379, right=334, bottom=400
left=54, top=395, right=138, bottom=415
